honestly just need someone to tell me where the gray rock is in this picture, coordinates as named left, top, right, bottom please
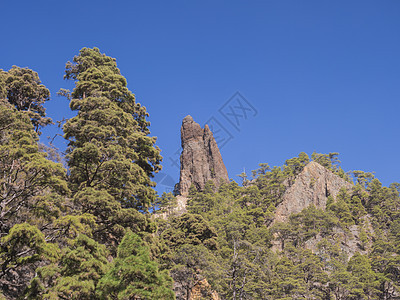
left=275, top=161, right=354, bottom=223
left=178, top=115, right=229, bottom=196
left=271, top=161, right=375, bottom=259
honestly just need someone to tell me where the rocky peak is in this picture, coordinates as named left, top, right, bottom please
left=178, top=115, right=229, bottom=196
left=274, top=161, right=354, bottom=223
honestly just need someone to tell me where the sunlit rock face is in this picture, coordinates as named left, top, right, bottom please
left=274, top=161, right=354, bottom=223
left=178, top=115, right=229, bottom=196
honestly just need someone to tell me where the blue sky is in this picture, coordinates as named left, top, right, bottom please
left=1, top=1, right=399, bottom=193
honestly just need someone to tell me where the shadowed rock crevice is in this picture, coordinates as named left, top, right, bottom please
left=178, top=115, right=229, bottom=196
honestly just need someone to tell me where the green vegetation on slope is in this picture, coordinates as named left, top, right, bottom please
left=157, top=153, right=400, bottom=299
left=0, top=48, right=173, bottom=300
left=1, top=49, right=399, bottom=300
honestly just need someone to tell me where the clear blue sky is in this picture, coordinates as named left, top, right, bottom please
left=1, top=1, right=399, bottom=193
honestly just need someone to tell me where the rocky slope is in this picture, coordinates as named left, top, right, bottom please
left=271, top=161, right=373, bottom=258
left=274, top=161, right=354, bottom=223
left=177, top=115, right=229, bottom=196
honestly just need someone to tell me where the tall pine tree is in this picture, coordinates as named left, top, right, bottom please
left=0, top=97, right=67, bottom=298
left=62, top=48, right=162, bottom=246
left=63, top=47, right=161, bottom=211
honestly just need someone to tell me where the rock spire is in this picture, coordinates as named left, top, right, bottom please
left=177, top=115, right=229, bottom=196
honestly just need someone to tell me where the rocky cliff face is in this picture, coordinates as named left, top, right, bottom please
left=272, top=162, right=372, bottom=258
left=271, top=161, right=370, bottom=257
left=274, top=161, right=354, bottom=223
left=178, top=115, right=229, bottom=196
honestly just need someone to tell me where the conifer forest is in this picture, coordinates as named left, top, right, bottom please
left=1, top=47, right=399, bottom=300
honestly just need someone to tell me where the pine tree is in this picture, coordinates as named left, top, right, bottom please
left=0, top=71, right=7, bottom=100
left=0, top=100, right=67, bottom=233
left=284, top=152, right=309, bottom=181
left=311, top=152, right=339, bottom=171
left=154, top=192, right=178, bottom=214
left=63, top=48, right=162, bottom=212
left=169, top=244, right=220, bottom=300
left=347, top=252, right=380, bottom=299
left=327, top=188, right=355, bottom=226
left=61, top=48, right=162, bottom=249
left=1, top=223, right=60, bottom=297
left=26, top=234, right=109, bottom=299
left=370, top=231, right=400, bottom=298
left=1, top=66, right=52, bottom=132
left=97, top=230, right=175, bottom=300
left=160, top=213, right=218, bottom=251
left=0, top=99, right=68, bottom=298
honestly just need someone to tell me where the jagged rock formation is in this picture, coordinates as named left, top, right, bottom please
left=274, top=161, right=354, bottom=223
left=178, top=115, right=229, bottom=196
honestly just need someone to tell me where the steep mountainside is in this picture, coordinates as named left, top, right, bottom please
left=3, top=48, right=400, bottom=300
left=158, top=144, right=400, bottom=299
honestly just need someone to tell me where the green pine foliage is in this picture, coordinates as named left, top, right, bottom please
left=312, top=152, right=352, bottom=182
left=1, top=49, right=170, bottom=299
left=1, top=49, right=400, bottom=300
left=1, top=66, right=52, bottom=132
left=0, top=100, right=68, bottom=230
left=63, top=47, right=162, bottom=211
left=157, top=152, right=400, bottom=299
left=97, top=230, right=175, bottom=300
left=1, top=223, right=60, bottom=279
left=61, top=48, right=164, bottom=254
left=26, top=234, right=109, bottom=299
left=0, top=99, right=68, bottom=297
left=284, top=151, right=309, bottom=183
left=154, top=192, right=178, bottom=214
